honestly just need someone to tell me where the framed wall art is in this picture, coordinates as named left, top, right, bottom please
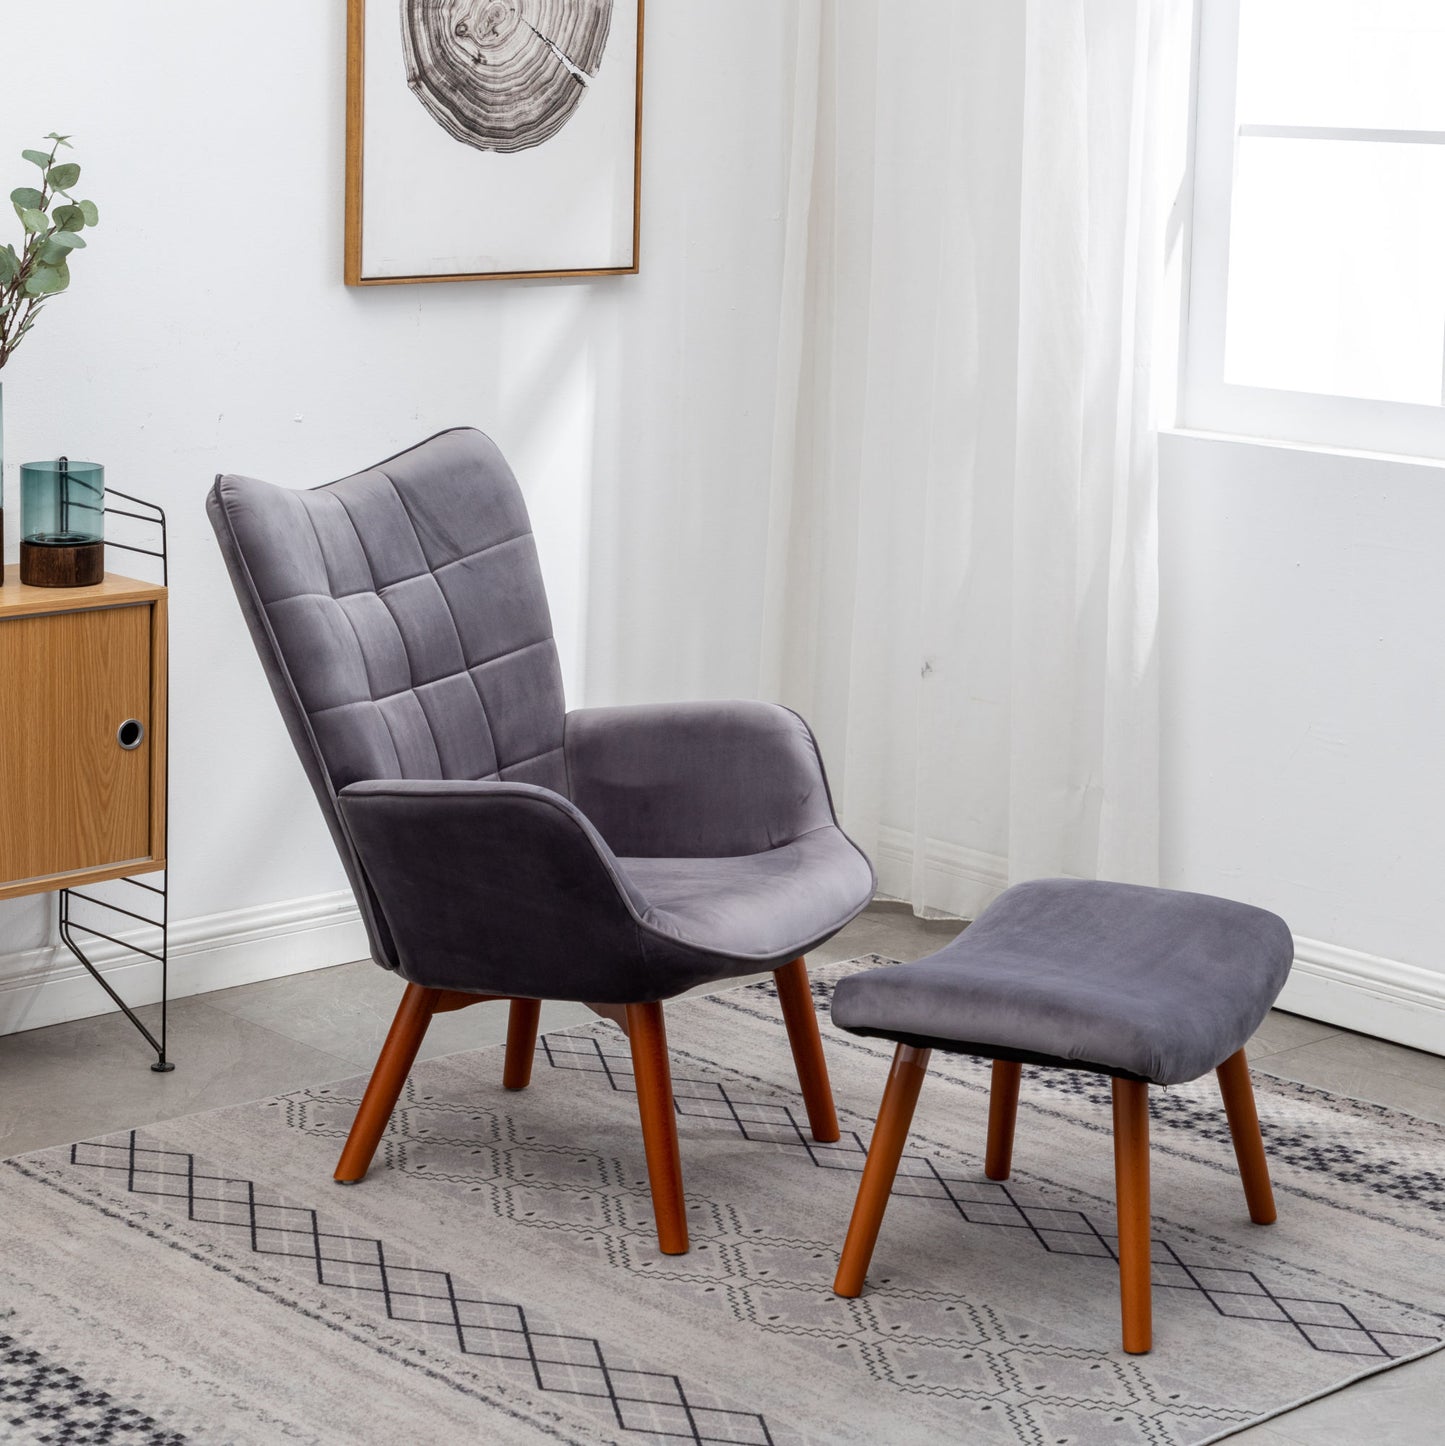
left=345, top=0, right=644, bottom=285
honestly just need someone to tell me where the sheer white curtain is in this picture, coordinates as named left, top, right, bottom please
left=761, top=1, right=1192, bottom=917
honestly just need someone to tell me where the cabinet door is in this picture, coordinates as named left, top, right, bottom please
left=0, top=603, right=153, bottom=887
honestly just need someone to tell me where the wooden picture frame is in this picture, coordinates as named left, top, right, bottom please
left=345, top=0, right=644, bottom=286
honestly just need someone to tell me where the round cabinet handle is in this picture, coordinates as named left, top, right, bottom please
left=117, top=719, right=145, bottom=751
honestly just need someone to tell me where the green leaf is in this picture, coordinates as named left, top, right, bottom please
left=18, top=207, right=48, bottom=233
left=23, top=261, right=68, bottom=296
left=52, top=204, right=85, bottom=231
left=9, top=186, right=44, bottom=210
left=0, top=248, right=16, bottom=285
left=40, top=232, right=84, bottom=262
left=21, top=149, right=51, bottom=168
left=78, top=198, right=98, bottom=226
left=46, top=162, right=80, bottom=190
left=44, top=133, right=72, bottom=146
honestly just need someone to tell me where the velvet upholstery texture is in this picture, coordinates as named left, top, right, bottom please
left=207, top=428, right=874, bottom=999
left=831, top=880, right=1294, bottom=1086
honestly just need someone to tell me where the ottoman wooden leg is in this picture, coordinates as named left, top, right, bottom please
left=834, top=1044, right=932, bottom=1298
left=1216, top=1048, right=1277, bottom=1225
left=1112, top=1078, right=1152, bottom=1354
left=985, top=1060, right=1022, bottom=1180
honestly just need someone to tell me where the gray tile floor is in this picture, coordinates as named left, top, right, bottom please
left=2, top=902, right=1441, bottom=1441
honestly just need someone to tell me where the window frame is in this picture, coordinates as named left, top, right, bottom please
left=1182, top=0, right=1445, bottom=460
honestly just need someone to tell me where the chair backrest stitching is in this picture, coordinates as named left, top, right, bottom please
left=431, top=531, right=532, bottom=572
left=297, top=498, right=403, bottom=766
left=328, top=481, right=383, bottom=593
left=369, top=699, right=408, bottom=778
left=330, top=486, right=415, bottom=692
left=380, top=468, right=510, bottom=778
left=499, top=742, right=565, bottom=775
left=228, top=430, right=564, bottom=794
left=209, top=484, right=399, bottom=965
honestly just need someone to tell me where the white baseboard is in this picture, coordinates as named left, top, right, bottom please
left=871, top=827, right=1444, bottom=1056
left=1282, top=935, right=1445, bottom=1056
left=874, top=826, right=1007, bottom=919
left=0, top=889, right=369, bottom=1037
left=5, top=866, right=1442, bottom=1058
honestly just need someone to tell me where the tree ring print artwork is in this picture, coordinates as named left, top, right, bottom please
left=401, top=1, right=615, bottom=154
left=346, top=0, right=641, bottom=283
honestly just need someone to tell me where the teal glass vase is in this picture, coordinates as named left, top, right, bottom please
left=19, top=456, right=105, bottom=587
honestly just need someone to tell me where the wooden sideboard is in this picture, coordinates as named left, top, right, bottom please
left=0, top=566, right=167, bottom=901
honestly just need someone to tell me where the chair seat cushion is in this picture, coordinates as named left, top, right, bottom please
left=830, top=879, right=1294, bottom=1085
left=622, top=828, right=875, bottom=966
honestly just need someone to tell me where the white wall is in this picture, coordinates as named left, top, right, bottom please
left=1160, top=431, right=1445, bottom=1051
left=0, top=0, right=801, bottom=1032
left=7, top=7, right=1440, bottom=1058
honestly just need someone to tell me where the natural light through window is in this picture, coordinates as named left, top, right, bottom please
left=1222, top=1, right=1445, bottom=407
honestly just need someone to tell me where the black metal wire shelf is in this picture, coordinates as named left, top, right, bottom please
left=55, top=488, right=172, bottom=1071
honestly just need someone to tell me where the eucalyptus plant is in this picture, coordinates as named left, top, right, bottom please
left=0, top=134, right=98, bottom=370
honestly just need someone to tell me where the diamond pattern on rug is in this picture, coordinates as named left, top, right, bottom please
left=68, top=1134, right=773, bottom=1446
left=536, top=1032, right=1437, bottom=1361
left=284, top=1079, right=1263, bottom=1440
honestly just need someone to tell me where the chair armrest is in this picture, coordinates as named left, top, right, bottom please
left=337, top=779, right=651, bottom=1000
left=564, top=701, right=839, bottom=857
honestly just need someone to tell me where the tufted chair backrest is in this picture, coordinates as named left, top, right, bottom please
left=207, top=427, right=566, bottom=968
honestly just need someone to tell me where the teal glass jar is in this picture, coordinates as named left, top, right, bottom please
left=20, top=457, right=105, bottom=587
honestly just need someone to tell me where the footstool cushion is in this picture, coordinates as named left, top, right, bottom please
left=831, top=879, right=1293, bottom=1085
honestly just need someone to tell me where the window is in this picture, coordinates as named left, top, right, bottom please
left=1184, top=1, right=1445, bottom=458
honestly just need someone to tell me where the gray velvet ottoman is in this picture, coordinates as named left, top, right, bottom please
left=829, top=879, right=1295, bottom=1354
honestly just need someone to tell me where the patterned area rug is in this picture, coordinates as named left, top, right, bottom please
left=3, top=958, right=1443, bottom=1444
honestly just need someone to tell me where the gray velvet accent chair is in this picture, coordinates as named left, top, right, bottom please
left=829, top=879, right=1294, bottom=1353
left=206, top=428, right=875, bottom=1255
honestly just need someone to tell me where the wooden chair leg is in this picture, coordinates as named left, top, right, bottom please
left=1112, top=1078, right=1153, bottom=1354
left=502, top=998, right=542, bottom=1090
left=774, top=956, right=841, bottom=1142
left=335, top=982, right=440, bottom=1183
left=834, top=1044, right=932, bottom=1297
left=985, top=1060, right=1022, bottom=1180
left=625, top=1002, right=689, bottom=1255
left=1215, top=1048, right=1277, bottom=1225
